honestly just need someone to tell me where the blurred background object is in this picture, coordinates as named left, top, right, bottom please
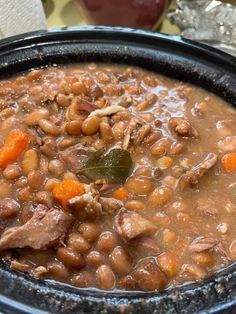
left=43, top=0, right=177, bottom=33
left=0, top=0, right=46, bottom=39
left=169, top=0, right=236, bottom=56
left=74, top=0, right=170, bottom=30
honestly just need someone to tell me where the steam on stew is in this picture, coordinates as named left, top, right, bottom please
left=0, top=64, right=236, bottom=291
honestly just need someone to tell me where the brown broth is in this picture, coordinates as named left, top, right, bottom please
left=0, top=64, right=235, bottom=291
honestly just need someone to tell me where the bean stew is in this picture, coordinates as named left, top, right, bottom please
left=0, top=64, right=236, bottom=291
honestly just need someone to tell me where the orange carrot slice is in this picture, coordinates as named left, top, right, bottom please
left=52, top=179, right=85, bottom=209
left=0, top=130, right=29, bottom=168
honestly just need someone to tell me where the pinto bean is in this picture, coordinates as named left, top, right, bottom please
left=38, top=119, right=60, bottom=136
left=170, top=142, right=185, bottom=155
left=71, top=271, right=94, bottom=288
left=96, top=265, right=116, bottom=290
left=40, top=137, right=57, bottom=157
left=192, top=252, right=214, bottom=267
left=86, top=251, right=105, bottom=267
left=58, top=137, right=77, bottom=149
left=22, top=149, right=39, bottom=175
left=82, top=116, right=100, bottom=135
left=66, top=120, right=82, bottom=136
left=78, top=223, right=101, bottom=243
left=34, top=191, right=52, bottom=207
left=99, top=121, right=113, bottom=143
left=157, top=252, right=179, bottom=278
left=44, top=178, right=60, bottom=191
left=56, top=94, right=70, bottom=107
left=148, top=186, right=173, bottom=208
left=182, top=264, right=207, bottom=280
left=63, top=172, right=78, bottom=181
left=162, top=229, right=177, bottom=245
left=27, top=170, right=45, bottom=190
left=68, top=233, right=91, bottom=253
left=135, top=167, right=152, bottom=177
left=71, top=81, right=87, bottom=96
left=3, top=164, right=21, bottom=180
left=132, top=257, right=167, bottom=291
left=47, top=262, right=68, bottom=281
left=112, top=121, right=126, bottom=140
left=125, top=200, right=145, bottom=212
left=92, top=138, right=105, bottom=150
left=48, top=160, right=65, bottom=176
left=40, top=157, right=49, bottom=175
left=126, top=177, right=153, bottom=195
left=151, top=138, right=171, bottom=156
left=57, top=247, right=85, bottom=269
left=0, top=198, right=20, bottom=218
left=24, top=108, right=49, bottom=126
left=118, top=275, right=138, bottom=290
left=152, top=212, right=170, bottom=226
left=109, top=246, right=132, bottom=275
left=96, top=232, right=117, bottom=253
left=0, top=182, right=12, bottom=199
left=27, top=69, right=43, bottom=81
left=18, top=187, right=33, bottom=202
left=16, top=176, right=27, bottom=188
left=0, top=107, right=16, bottom=120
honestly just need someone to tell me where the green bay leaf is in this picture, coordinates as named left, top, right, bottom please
left=78, top=149, right=133, bottom=184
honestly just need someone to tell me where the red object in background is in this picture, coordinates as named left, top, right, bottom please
left=75, top=0, right=170, bottom=30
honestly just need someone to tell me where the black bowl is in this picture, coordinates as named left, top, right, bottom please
left=0, top=26, right=236, bottom=314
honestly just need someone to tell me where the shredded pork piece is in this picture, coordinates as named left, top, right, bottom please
left=68, top=192, right=123, bottom=219
left=114, top=208, right=157, bottom=242
left=169, top=117, right=199, bottom=138
left=59, top=144, right=96, bottom=172
left=178, top=153, right=217, bottom=190
left=134, top=125, right=151, bottom=146
left=0, top=205, right=73, bottom=250
left=122, top=118, right=142, bottom=149
left=88, top=105, right=125, bottom=118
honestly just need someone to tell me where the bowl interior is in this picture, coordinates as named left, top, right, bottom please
left=0, top=26, right=236, bottom=313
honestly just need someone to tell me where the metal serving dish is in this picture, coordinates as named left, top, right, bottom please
left=0, top=26, right=236, bottom=314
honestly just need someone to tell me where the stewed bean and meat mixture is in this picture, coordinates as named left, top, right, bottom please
left=0, top=64, right=236, bottom=291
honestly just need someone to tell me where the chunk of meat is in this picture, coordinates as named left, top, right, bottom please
left=67, top=193, right=102, bottom=219
left=133, top=125, right=151, bottom=146
left=196, top=199, right=218, bottom=217
left=71, top=97, right=98, bottom=119
left=28, top=129, right=42, bottom=146
left=0, top=205, right=73, bottom=250
left=169, top=117, right=198, bottom=138
left=132, top=257, right=167, bottom=291
left=114, top=208, right=157, bottom=242
left=218, top=136, right=236, bottom=152
left=122, top=118, right=143, bottom=149
left=88, top=105, right=125, bottom=118
left=59, top=144, right=96, bottom=172
left=99, top=197, right=123, bottom=214
left=178, top=153, right=217, bottom=190
left=189, top=236, right=219, bottom=253
left=68, top=193, right=123, bottom=219
left=131, top=237, right=160, bottom=254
